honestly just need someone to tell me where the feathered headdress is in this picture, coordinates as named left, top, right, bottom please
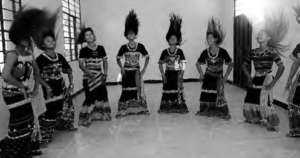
left=293, top=2, right=300, bottom=24
left=166, top=13, right=182, bottom=45
left=9, top=6, right=61, bottom=51
left=206, top=17, right=225, bottom=45
left=263, top=12, right=289, bottom=54
left=76, top=23, right=95, bottom=44
left=124, top=10, right=140, bottom=37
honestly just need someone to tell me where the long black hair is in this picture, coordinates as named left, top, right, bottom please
left=263, top=12, right=289, bottom=55
left=124, top=10, right=140, bottom=37
left=206, top=17, right=225, bottom=45
left=166, top=13, right=183, bottom=45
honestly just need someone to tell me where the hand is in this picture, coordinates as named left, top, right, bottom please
left=20, top=87, right=28, bottom=99
left=285, top=79, right=292, bottom=90
left=67, top=84, right=74, bottom=93
left=223, top=75, right=228, bottom=85
left=46, top=88, right=53, bottom=99
left=247, top=77, right=253, bottom=87
left=178, top=75, right=183, bottom=88
left=101, top=75, right=107, bottom=84
left=265, top=81, right=275, bottom=90
left=140, top=69, right=146, bottom=77
left=199, top=74, right=204, bottom=82
left=29, top=88, right=39, bottom=98
left=162, top=74, right=167, bottom=84
left=121, top=68, right=126, bottom=76
left=88, top=72, right=95, bottom=81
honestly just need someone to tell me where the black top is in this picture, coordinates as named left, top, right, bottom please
left=158, top=47, right=186, bottom=71
left=79, top=45, right=107, bottom=79
left=243, top=48, right=282, bottom=73
left=197, top=47, right=232, bottom=76
left=36, top=52, right=72, bottom=82
left=116, top=43, right=149, bottom=69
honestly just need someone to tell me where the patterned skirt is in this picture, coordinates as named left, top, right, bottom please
left=158, top=70, right=188, bottom=114
left=116, top=69, right=149, bottom=118
left=287, top=72, right=300, bottom=137
left=79, top=74, right=112, bottom=126
left=243, top=72, right=279, bottom=131
left=39, top=81, right=76, bottom=147
left=196, top=73, right=230, bottom=119
left=0, top=93, right=41, bottom=157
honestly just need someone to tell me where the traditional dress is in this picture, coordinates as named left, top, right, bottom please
left=243, top=48, right=281, bottom=130
left=158, top=47, right=188, bottom=114
left=196, top=47, right=232, bottom=119
left=287, top=44, right=300, bottom=137
left=78, top=45, right=112, bottom=126
left=116, top=43, right=150, bottom=118
left=36, top=52, right=75, bottom=146
left=0, top=52, right=40, bottom=157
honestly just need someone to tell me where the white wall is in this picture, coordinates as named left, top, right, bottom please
left=249, top=0, right=300, bottom=103
left=0, top=0, right=83, bottom=138
left=80, top=0, right=234, bottom=82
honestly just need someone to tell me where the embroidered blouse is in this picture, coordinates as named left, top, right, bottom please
left=36, top=52, right=72, bottom=82
left=79, top=45, right=107, bottom=79
left=116, top=43, right=149, bottom=69
left=2, top=51, right=33, bottom=97
left=158, top=47, right=186, bottom=71
left=197, top=47, right=232, bottom=77
left=243, top=48, right=282, bottom=74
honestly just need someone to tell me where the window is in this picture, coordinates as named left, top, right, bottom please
left=0, top=0, right=22, bottom=72
left=62, top=0, right=81, bottom=62
left=235, top=0, right=245, bottom=17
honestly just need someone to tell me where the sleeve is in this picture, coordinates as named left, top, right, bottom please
left=222, top=49, right=233, bottom=65
left=158, top=50, right=166, bottom=64
left=290, top=44, right=300, bottom=61
left=79, top=48, right=86, bottom=61
left=243, top=50, right=252, bottom=65
left=35, top=56, right=44, bottom=73
left=140, top=44, right=149, bottom=58
left=179, top=49, right=186, bottom=63
left=116, top=46, right=124, bottom=59
left=99, top=46, right=108, bottom=60
left=197, top=50, right=207, bottom=65
left=60, top=54, right=72, bottom=73
left=271, top=51, right=283, bottom=66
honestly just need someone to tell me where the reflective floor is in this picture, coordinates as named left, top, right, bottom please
left=38, top=83, right=300, bottom=158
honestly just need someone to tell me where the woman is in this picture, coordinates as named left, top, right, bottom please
left=242, top=14, right=287, bottom=131
left=285, top=5, right=300, bottom=137
left=158, top=13, right=188, bottom=114
left=78, top=27, right=112, bottom=126
left=196, top=17, right=233, bottom=120
left=36, top=31, right=76, bottom=146
left=286, top=44, right=300, bottom=137
left=116, top=10, right=150, bottom=118
left=0, top=8, right=43, bottom=157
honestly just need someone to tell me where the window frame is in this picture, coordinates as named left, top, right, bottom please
left=62, top=0, right=81, bottom=62
left=0, top=0, right=22, bottom=73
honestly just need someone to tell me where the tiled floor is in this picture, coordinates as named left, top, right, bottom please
left=38, top=83, right=300, bottom=158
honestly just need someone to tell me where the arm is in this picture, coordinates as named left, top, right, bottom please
left=1, top=53, right=26, bottom=89
left=288, top=60, right=300, bottom=81
left=224, top=62, right=233, bottom=79
left=196, top=62, right=204, bottom=76
left=141, top=56, right=150, bottom=73
left=273, top=63, right=285, bottom=84
left=31, top=58, right=40, bottom=97
left=242, top=64, right=251, bottom=79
